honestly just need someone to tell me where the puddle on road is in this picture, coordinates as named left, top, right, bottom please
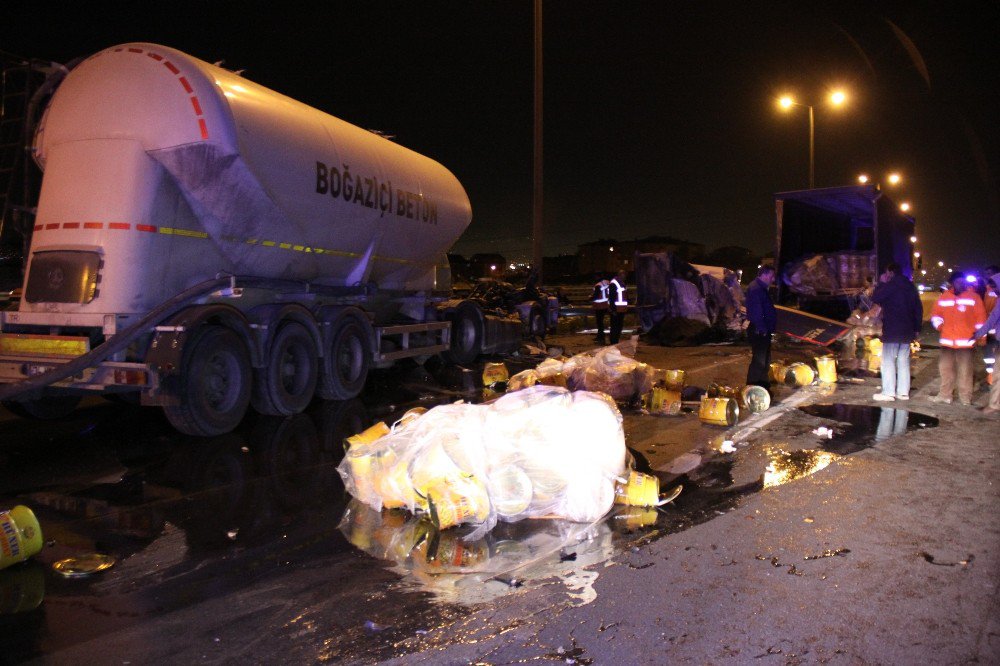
left=798, top=403, right=939, bottom=454
left=0, top=375, right=943, bottom=662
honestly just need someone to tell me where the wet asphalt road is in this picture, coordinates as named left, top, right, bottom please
left=0, top=336, right=991, bottom=664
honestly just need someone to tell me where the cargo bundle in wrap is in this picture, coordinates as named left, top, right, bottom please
left=507, top=346, right=655, bottom=400
left=337, top=385, right=627, bottom=535
left=783, top=254, right=839, bottom=296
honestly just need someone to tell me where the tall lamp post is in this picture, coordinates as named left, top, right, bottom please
left=778, top=90, right=847, bottom=189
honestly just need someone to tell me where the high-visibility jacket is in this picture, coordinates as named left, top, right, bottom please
left=591, top=280, right=609, bottom=306
left=930, top=288, right=987, bottom=348
left=609, top=277, right=628, bottom=311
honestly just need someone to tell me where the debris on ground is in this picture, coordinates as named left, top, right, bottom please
left=338, top=386, right=629, bottom=532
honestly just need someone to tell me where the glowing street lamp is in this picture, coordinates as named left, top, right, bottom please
left=887, top=172, right=902, bottom=186
left=777, top=89, right=848, bottom=189
left=938, top=261, right=944, bottom=267
left=857, top=174, right=870, bottom=184
left=900, top=202, right=911, bottom=212
left=910, top=235, right=917, bottom=243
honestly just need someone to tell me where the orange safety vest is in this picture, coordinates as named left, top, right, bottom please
left=930, top=289, right=987, bottom=348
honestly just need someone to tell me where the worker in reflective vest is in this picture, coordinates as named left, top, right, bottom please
left=930, top=272, right=987, bottom=405
left=591, top=275, right=610, bottom=344
left=608, top=270, right=628, bottom=344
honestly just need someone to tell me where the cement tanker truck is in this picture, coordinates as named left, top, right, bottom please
left=0, top=43, right=534, bottom=435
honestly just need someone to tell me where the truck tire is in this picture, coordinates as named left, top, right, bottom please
left=2, top=395, right=81, bottom=420
left=318, top=312, right=371, bottom=400
left=252, top=322, right=318, bottom=416
left=442, top=300, right=484, bottom=365
left=164, top=326, right=252, bottom=437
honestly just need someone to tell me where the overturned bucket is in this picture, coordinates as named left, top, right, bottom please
left=662, top=369, right=686, bottom=390
left=815, top=355, right=837, bottom=383
left=646, top=386, right=682, bottom=416
left=0, top=506, right=43, bottom=572
left=784, top=362, right=816, bottom=387
left=614, top=471, right=660, bottom=507
left=769, top=362, right=788, bottom=384
left=699, top=396, right=739, bottom=426
left=741, top=385, right=771, bottom=413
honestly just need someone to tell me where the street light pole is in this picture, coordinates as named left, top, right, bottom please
left=808, top=104, right=815, bottom=189
left=778, top=90, right=846, bottom=190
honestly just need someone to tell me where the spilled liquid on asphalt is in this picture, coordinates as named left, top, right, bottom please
left=0, top=359, right=941, bottom=664
left=798, top=403, right=939, bottom=454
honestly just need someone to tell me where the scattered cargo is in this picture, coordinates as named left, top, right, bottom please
left=338, top=385, right=629, bottom=533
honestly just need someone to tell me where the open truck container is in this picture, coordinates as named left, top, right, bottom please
left=775, top=185, right=915, bottom=320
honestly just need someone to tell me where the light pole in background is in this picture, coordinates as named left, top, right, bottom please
left=778, top=89, right=847, bottom=189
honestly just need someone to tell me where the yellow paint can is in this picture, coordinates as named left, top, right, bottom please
left=482, top=362, right=509, bottom=387
left=741, top=385, right=771, bottom=413
left=769, top=362, right=788, bottom=384
left=784, top=362, right=816, bottom=387
left=662, top=369, right=686, bottom=390
left=815, top=355, right=837, bottom=383
left=0, top=506, right=43, bottom=571
left=699, top=396, right=739, bottom=426
left=614, top=471, right=661, bottom=507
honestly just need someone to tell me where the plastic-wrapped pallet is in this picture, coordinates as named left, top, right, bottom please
left=337, top=385, right=627, bottom=533
left=507, top=345, right=654, bottom=401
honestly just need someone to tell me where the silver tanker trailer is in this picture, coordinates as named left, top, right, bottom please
left=0, top=43, right=534, bottom=435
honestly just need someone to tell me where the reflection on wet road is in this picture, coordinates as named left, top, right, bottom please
left=0, top=373, right=940, bottom=662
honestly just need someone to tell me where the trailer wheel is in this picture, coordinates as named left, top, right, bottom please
left=165, top=326, right=252, bottom=436
left=318, top=313, right=371, bottom=400
left=442, top=301, right=483, bottom=365
left=2, top=395, right=81, bottom=420
left=252, top=322, right=318, bottom=416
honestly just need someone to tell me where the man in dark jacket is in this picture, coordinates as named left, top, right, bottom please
left=871, top=262, right=923, bottom=401
left=746, top=265, right=777, bottom=389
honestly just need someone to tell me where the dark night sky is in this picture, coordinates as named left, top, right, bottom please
left=4, top=1, right=999, bottom=268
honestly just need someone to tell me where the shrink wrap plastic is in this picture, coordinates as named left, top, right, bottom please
left=337, top=385, right=626, bottom=534
left=508, top=346, right=655, bottom=401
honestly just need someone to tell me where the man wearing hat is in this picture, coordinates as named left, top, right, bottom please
left=930, top=272, right=987, bottom=405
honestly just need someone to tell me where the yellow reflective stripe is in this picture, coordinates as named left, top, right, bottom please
left=0, top=334, right=90, bottom=358
left=144, top=227, right=419, bottom=265
left=159, top=227, right=209, bottom=238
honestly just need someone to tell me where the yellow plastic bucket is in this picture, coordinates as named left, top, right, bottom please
left=815, top=355, right=838, bottom=383
left=346, top=422, right=390, bottom=449
left=614, top=471, right=661, bottom=506
left=0, top=506, right=43, bottom=571
left=784, top=362, right=816, bottom=387
left=741, top=385, right=771, bottom=413
left=662, top=369, right=685, bottom=390
left=482, top=362, right=509, bottom=387
left=426, top=476, right=490, bottom=530
left=647, top=386, right=682, bottom=416
left=699, top=396, right=739, bottom=426
left=769, top=362, right=787, bottom=384
left=867, top=337, right=883, bottom=355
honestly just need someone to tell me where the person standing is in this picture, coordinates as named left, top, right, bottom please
left=608, top=270, right=628, bottom=345
left=930, top=272, right=987, bottom=405
left=981, top=265, right=998, bottom=386
left=974, top=273, right=1000, bottom=414
left=591, top=274, right=610, bottom=345
left=871, top=262, right=923, bottom=401
left=745, top=265, right=777, bottom=390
